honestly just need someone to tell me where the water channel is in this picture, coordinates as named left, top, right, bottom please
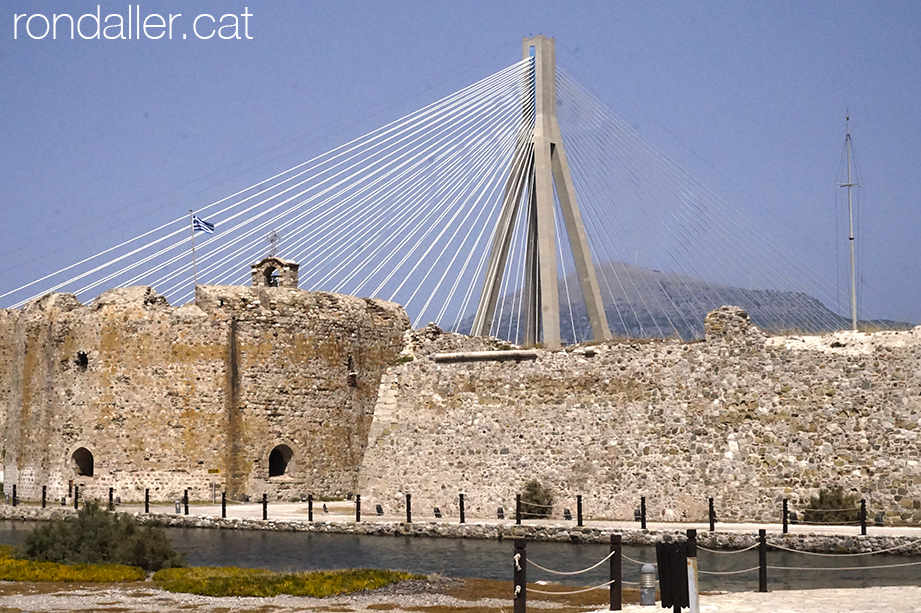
left=1, top=521, right=918, bottom=592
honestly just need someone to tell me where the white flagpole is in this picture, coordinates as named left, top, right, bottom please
left=189, top=211, right=199, bottom=287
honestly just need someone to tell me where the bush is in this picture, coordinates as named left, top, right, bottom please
left=154, top=566, right=420, bottom=597
left=802, top=487, right=860, bottom=525
left=17, top=502, right=185, bottom=571
left=520, top=479, right=554, bottom=519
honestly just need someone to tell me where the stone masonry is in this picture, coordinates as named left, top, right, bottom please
left=359, top=308, right=921, bottom=525
left=0, top=260, right=409, bottom=504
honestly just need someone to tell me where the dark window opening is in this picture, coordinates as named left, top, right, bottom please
left=264, top=267, right=279, bottom=287
left=75, top=352, right=88, bottom=371
left=268, top=444, right=293, bottom=477
left=72, top=447, right=94, bottom=477
left=347, top=355, right=358, bottom=388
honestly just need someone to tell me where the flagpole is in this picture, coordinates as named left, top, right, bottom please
left=189, top=211, right=199, bottom=287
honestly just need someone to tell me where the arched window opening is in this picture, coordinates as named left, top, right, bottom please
left=264, top=267, right=279, bottom=287
left=72, top=447, right=94, bottom=477
left=268, top=444, right=293, bottom=477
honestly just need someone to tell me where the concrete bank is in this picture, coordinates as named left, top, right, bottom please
left=3, top=504, right=921, bottom=556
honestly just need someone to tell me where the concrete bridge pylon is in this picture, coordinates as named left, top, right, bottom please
left=472, top=36, right=611, bottom=349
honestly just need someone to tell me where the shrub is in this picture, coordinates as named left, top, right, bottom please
left=154, top=566, right=420, bottom=597
left=0, top=546, right=144, bottom=582
left=802, top=487, right=860, bottom=525
left=17, top=502, right=185, bottom=571
left=520, top=479, right=554, bottom=519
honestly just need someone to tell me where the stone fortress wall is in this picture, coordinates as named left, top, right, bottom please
left=0, top=258, right=409, bottom=503
left=358, top=307, right=921, bottom=525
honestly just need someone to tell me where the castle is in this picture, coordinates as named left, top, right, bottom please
left=2, top=259, right=921, bottom=524
left=0, top=257, right=408, bottom=502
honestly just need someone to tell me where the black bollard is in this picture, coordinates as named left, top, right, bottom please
left=516, top=494, right=522, bottom=525
left=860, top=499, right=867, bottom=535
left=406, top=493, right=412, bottom=523
left=459, top=493, right=465, bottom=524
left=356, top=494, right=361, bottom=522
left=42, top=485, right=46, bottom=509
left=221, top=491, right=226, bottom=519
left=513, top=539, right=527, bottom=613
left=308, top=494, right=313, bottom=522
left=109, top=487, right=114, bottom=511
left=759, top=529, right=767, bottom=593
left=11, top=485, right=16, bottom=507
left=611, top=534, right=622, bottom=611
left=74, top=485, right=79, bottom=510
left=262, top=493, right=267, bottom=520
left=640, top=496, right=647, bottom=530
left=783, top=498, right=788, bottom=534
left=709, top=497, right=716, bottom=532
left=183, top=490, right=189, bottom=515
left=145, top=489, right=150, bottom=514
left=577, top=495, right=583, bottom=527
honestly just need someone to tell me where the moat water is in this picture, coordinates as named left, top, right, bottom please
left=0, top=521, right=918, bottom=591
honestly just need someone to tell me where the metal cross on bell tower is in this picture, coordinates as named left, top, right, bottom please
left=472, top=36, right=611, bottom=349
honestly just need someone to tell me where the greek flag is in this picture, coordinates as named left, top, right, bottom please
left=192, top=215, right=215, bottom=234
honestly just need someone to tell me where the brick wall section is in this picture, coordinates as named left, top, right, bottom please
left=359, top=308, right=921, bottom=524
left=0, top=285, right=408, bottom=503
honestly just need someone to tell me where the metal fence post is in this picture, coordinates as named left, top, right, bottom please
left=221, top=491, right=226, bottom=518
left=356, top=494, right=361, bottom=522
left=708, top=498, right=715, bottom=532
left=641, top=496, right=647, bottom=530
left=11, top=485, right=17, bottom=507
left=459, top=493, right=465, bottom=524
left=74, top=485, right=79, bottom=510
left=611, top=533, right=622, bottom=611
left=513, top=539, right=527, bottom=613
left=782, top=499, right=788, bottom=534
left=262, top=493, right=267, bottom=520
left=42, top=485, right=47, bottom=509
left=183, top=490, right=189, bottom=515
left=860, top=499, right=867, bottom=535
left=109, top=487, right=114, bottom=511
left=759, top=529, right=767, bottom=593
left=406, top=493, right=412, bottom=523
left=145, top=488, right=150, bottom=514
left=577, top=494, right=583, bottom=526
left=516, top=494, right=522, bottom=524
left=308, top=494, right=313, bottom=522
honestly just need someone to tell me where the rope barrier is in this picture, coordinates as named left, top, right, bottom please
left=527, top=579, right=616, bottom=595
left=768, top=560, right=921, bottom=572
left=698, top=566, right=760, bottom=576
left=527, top=550, right=615, bottom=575
left=793, top=507, right=861, bottom=513
left=623, top=554, right=656, bottom=567
left=768, top=538, right=921, bottom=557
left=697, top=543, right=759, bottom=555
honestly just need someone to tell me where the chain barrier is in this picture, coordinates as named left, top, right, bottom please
left=527, top=550, right=615, bottom=575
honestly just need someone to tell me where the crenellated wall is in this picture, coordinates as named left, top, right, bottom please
left=0, top=284, right=408, bottom=503
left=359, top=308, right=921, bottom=524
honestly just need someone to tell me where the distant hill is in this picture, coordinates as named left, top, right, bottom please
left=460, top=261, right=913, bottom=343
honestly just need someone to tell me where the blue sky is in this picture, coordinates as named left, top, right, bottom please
left=2, top=1, right=919, bottom=324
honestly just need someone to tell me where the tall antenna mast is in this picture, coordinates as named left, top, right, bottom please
left=839, top=112, right=859, bottom=331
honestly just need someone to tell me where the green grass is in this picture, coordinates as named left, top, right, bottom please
left=0, top=545, right=145, bottom=582
left=154, top=566, right=422, bottom=597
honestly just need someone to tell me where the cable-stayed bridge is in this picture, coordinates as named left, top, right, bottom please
left=2, top=37, right=860, bottom=347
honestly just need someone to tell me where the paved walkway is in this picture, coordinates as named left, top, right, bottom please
left=119, top=499, right=921, bottom=539
left=613, top=586, right=921, bottom=612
